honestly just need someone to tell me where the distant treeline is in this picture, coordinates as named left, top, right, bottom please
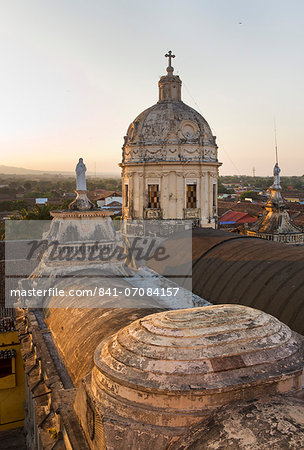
left=219, top=175, right=304, bottom=192
left=0, top=176, right=122, bottom=198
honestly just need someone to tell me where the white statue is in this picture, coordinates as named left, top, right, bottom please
left=76, top=158, right=87, bottom=191
left=273, top=162, right=281, bottom=189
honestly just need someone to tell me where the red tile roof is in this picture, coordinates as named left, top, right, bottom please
left=220, top=210, right=257, bottom=224
left=218, top=200, right=264, bottom=218
left=90, top=190, right=122, bottom=201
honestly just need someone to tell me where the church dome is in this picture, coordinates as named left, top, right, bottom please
left=125, top=102, right=215, bottom=148
left=91, top=304, right=304, bottom=428
left=122, top=52, right=218, bottom=163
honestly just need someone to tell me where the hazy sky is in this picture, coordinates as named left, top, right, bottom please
left=1, top=0, right=303, bottom=176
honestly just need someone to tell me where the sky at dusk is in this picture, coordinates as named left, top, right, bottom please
left=0, top=0, right=303, bottom=176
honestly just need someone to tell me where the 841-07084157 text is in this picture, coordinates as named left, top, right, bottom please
left=97, top=287, right=180, bottom=297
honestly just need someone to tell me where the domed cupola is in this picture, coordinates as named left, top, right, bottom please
left=119, top=52, right=222, bottom=227
left=90, top=305, right=304, bottom=444
left=122, top=51, right=217, bottom=162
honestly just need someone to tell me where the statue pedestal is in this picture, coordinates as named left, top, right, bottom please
left=69, top=190, right=94, bottom=211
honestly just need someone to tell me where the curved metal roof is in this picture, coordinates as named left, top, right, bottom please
left=148, top=228, right=304, bottom=335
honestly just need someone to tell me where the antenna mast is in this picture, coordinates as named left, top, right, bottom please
left=274, top=117, right=278, bottom=165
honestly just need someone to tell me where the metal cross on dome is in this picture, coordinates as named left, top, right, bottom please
left=165, top=50, right=175, bottom=67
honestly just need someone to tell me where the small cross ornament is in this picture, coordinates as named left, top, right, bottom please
left=165, top=50, right=175, bottom=67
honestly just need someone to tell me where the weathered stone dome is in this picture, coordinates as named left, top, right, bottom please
left=170, top=396, right=304, bottom=449
left=125, top=101, right=215, bottom=148
left=122, top=56, right=218, bottom=163
left=91, top=304, right=304, bottom=428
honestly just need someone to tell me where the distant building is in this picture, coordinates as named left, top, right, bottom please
left=96, top=191, right=122, bottom=208
left=35, top=198, right=48, bottom=205
left=283, top=193, right=304, bottom=204
left=219, top=210, right=257, bottom=227
left=285, top=196, right=300, bottom=203
left=218, top=193, right=237, bottom=200
left=104, top=193, right=122, bottom=206
left=0, top=309, right=25, bottom=430
left=89, top=189, right=114, bottom=202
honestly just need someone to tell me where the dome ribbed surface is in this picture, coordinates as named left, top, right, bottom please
left=91, top=305, right=304, bottom=427
left=125, top=101, right=215, bottom=147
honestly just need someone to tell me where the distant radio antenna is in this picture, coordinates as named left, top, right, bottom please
left=252, top=167, right=256, bottom=177
left=274, top=116, right=278, bottom=165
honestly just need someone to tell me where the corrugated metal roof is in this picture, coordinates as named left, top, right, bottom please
left=192, top=229, right=304, bottom=335
left=148, top=228, right=304, bottom=335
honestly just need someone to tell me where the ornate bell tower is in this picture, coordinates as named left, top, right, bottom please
left=120, top=52, right=221, bottom=228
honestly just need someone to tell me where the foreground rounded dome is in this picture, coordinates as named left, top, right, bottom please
left=91, top=304, right=304, bottom=428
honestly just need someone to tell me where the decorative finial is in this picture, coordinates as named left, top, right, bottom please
left=158, top=51, right=181, bottom=101
left=165, top=50, right=175, bottom=75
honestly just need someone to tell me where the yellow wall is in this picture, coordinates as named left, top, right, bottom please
left=285, top=198, right=300, bottom=203
left=0, top=330, right=26, bottom=430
